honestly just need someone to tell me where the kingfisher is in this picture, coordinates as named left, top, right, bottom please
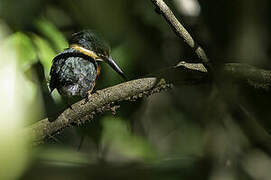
left=49, top=30, right=126, bottom=99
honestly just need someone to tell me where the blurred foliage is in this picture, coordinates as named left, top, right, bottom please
left=35, top=19, right=68, bottom=52
left=5, top=19, right=68, bottom=79
left=0, top=0, right=271, bottom=180
left=101, top=116, right=156, bottom=162
left=5, top=32, right=37, bottom=71
left=0, top=23, right=41, bottom=180
left=32, top=34, right=57, bottom=78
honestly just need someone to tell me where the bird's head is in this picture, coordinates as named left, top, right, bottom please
left=69, top=30, right=126, bottom=79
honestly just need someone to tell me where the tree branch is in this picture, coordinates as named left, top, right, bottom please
left=27, top=77, right=173, bottom=145
left=150, top=0, right=271, bottom=155
left=26, top=62, right=271, bottom=145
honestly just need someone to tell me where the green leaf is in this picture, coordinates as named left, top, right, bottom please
left=35, top=19, right=68, bottom=52
left=32, top=34, right=56, bottom=78
left=6, top=32, right=38, bottom=71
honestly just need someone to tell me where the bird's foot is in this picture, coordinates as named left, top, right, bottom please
left=82, top=91, right=92, bottom=105
left=68, top=104, right=73, bottom=110
left=63, top=98, right=73, bottom=110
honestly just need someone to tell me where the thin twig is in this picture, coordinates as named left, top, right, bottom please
left=150, top=0, right=213, bottom=74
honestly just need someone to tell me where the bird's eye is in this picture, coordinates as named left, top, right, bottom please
left=104, top=51, right=109, bottom=57
left=98, top=54, right=104, bottom=58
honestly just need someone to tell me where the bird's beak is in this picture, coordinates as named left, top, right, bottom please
left=104, top=56, right=127, bottom=80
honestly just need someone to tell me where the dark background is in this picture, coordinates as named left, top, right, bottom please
left=1, top=0, right=271, bottom=179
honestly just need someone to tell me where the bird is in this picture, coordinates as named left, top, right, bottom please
left=49, top=30, right=126, bottom=101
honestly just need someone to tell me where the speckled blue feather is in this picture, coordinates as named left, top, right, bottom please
left=50, top=48, right=97, bottom=97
